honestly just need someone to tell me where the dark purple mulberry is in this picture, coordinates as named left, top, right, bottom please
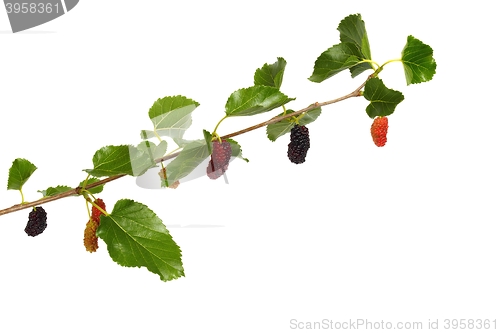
left=207, top=140, right=232, bottom=179
left=25, top=206, right=47, bottom=237
left=288, top=124, right=310, bottom=164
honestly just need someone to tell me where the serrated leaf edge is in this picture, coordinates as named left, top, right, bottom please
left=98, top=199, right=184, bottom=282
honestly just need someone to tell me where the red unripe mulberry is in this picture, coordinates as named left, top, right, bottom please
left=91, top=198, right=106, bottom=223
left=207, top=140, right=232, bottom=179
left=370, top=116, right=388, bottom=147
left=84, top=198, right=106, bottom=253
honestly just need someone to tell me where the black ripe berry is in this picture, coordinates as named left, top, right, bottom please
left=288, top=124, right=310, bottom=164
left=207, top=140, right=232, bottom=179
left=25, top=206, right=47, bottom=237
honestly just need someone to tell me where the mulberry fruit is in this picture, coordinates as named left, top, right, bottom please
left=91, top=198, right=106, bottom=223
left=168, top=180, right=180, bottom=189
left=84, top=199, right=106, bottom=253
left=288, top=124, right=310, bottom=164
left=370, top=116, right=389, bottom=147
left=83, top=218, right=99, bottom=253
left=207, top=140, right=232, bottom=179
left=25, top=206, right=47, bottom=237
left=157, top=168, right=180, bottom=188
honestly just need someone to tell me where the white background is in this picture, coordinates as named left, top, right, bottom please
left=1, top=1, right=499, bottom=332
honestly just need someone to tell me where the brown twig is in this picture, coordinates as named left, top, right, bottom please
left=0, top=74, right=371, bottom=217
left=0, top=175, right=125, bottom=216
left=221, top=75, right=370, bottom=139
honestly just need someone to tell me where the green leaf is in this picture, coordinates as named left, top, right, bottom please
left=166, top=139, right=210, bottom=184
left=153, top=141, right=168, bottom=160
left=338, top=13, right=372, bottom=59
left=146, top=95, right=199, bottom=139
left=309, top=14, right=374, bottom=81
left=266, top=106, right=321, bottom=142
left=363, top=77, right=405, bottom=118
left=254, top=57, right=287, bottom=89
left=37, top=185, right=72, bottom=197
left=203, top=129, right=213, bottom=155
left=308, top=43, right=363, bottom=83
left=266, top=115, right=294, bottom=142
left=79, top=177, right=105, bottom=195
left=401, top=35, right=436, bottom=85
left=226, top=138, right=249, bottom=162
left=225, top=85, right=294, bottom=117
left=137, top=140, right=168, bottom=162
left=338, top=13, right=373, bottom=78
left=172, top=137, right=193, bottom=148
left=96, top=199, right=184, bottom=282
left=140, top=130, right=155, bottom=140
left=7, top=158, right=37, bottom=191
left=349, top=61, right=373, bottom=78
left=84, top=145, right=154, bottom=178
